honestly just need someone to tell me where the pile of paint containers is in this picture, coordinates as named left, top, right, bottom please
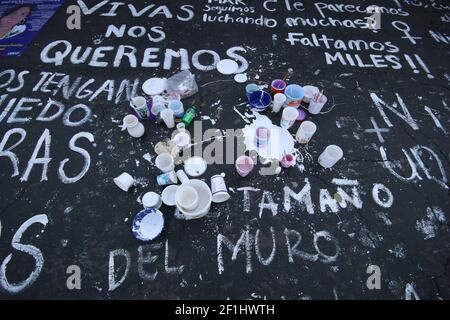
left=245, top=78, right=343, bottom=169
left=122, top=72, right=200, bottom=141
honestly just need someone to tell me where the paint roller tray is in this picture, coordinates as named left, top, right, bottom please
left=132, top=208, right=164, bottom=241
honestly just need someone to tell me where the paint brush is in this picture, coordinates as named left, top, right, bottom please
left=282, top=68, right=293, bottom=81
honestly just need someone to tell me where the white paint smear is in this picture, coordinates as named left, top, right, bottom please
left=242, top=113, right=295, bottom=161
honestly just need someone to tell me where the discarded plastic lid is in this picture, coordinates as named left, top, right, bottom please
left=142, top=78, right=167, bottom=96
left=132, top=208, right=164, bottom=241
left=234, top=73, right=247, bottom=83
left=217, top=59, right=239, bottom=75
left=184, top=156, right=207, bottom=177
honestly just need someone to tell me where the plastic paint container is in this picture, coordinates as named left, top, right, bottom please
left=157, top=171, right=178, bottom=186
left=280, top=107, right=299, bottom=129
left=308, top=94, right=328, bottom=115
left=271, top=79, right=287, bottom=94
left=142, top=192, right=162, bottom=209
left=245, top=83, right=259, bottom=99
left=168, top=100, right=184, bottom=118
left=284, top=84, right=305, bottom=108
left=249, top=90, right=272, bottom=111
left=272, top=93, right=286, bottom=113
left=318, top=145, right=343, bottom=169
left=235, top=156, right=254, bottom=177
left=281, top=153, right=296, bottom=168
left=297, top=109, right=307, bottom=121
left=302, top=85, right=320, bottom=103
left=256, top=126, right=270, bottom=148
left=210, top=173, right=230, bottom=203
left=296, top=121, right=317, bottom=144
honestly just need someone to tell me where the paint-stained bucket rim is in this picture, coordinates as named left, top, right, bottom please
left=249, top=90, right=272, bottom=110
left=132, top=208, right=164, bottom=241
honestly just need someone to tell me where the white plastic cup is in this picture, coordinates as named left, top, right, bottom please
left=142, top=192, right=162, bottom=209
left=302, top=85, right=320, bottom=103
left=155, top=153, right=175, bottom=173
left=296, top=121, right=317, bottom=144
left=160, top=109, right=175, bottom=128
left=272, top=93, right=286, bottom=113
left=113, top=172, right=134, bottom=192
left=280, top=107, right=299, bottom=129
left=168, top=100, right=184, bottom=118
left=210, top=173, right=230, bottom=203
left=131, top=96, right=146, bottom=109
left=308, top=94, right=328, bottom=114
left=318, top=145, right=343, bottom=168
left=176, top=186, right=199, bottom=211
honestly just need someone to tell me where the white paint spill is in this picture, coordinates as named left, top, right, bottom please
left=142, top=153, right=153, bottom=164
left=333, top=82, right=345, bottom=88
left=242, top=112, right=295, bottom=161
left=388, top=244, right=406, bottom=258
left=201, top=115, right=216, bottom=125
left=233, top=106, right=250, bottom=124
left=64, top=207, right=74, bottom=214
left=416, top=206, right=446, bottom=240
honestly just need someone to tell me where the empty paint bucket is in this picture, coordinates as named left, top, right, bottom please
left=309, top=94, right=328, bottom=115
left=318, top=145, right=343, bottom=169
left=130, top=96, right=153, bottom=120
left=271, top=79, right=287, bottom=94
left=302, top=85, right=320, bottom=103
left=272, top=93, right=286, bottom=113
left=249, top=90, right=272, bottom=111
left=284, top=84, right=304, bottom=108
left=210, top=173, right=230, bottom=203
left=235, top=156, right=254, bottom=177
left=296, top=121, right=317, bottom=144
left=176, top=186, right=199, bottom=211
left=280, top=107, right=299, bottom=129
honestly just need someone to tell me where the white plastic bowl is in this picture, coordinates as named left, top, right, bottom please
left=175, top=179, right=212, bottom=219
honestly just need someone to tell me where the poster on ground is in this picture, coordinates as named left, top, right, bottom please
left=0, top=0, right=65, bottom=57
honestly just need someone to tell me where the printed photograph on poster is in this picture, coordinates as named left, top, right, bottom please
left=0, top=0, right=65, bottom=57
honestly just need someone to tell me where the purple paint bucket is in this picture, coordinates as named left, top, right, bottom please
left=271, top=79, right=287, bottom=94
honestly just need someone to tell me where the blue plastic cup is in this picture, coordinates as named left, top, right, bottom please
left=168, top=100, right=184, bottom=118
left=245, top=83, right=259, bottom=100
